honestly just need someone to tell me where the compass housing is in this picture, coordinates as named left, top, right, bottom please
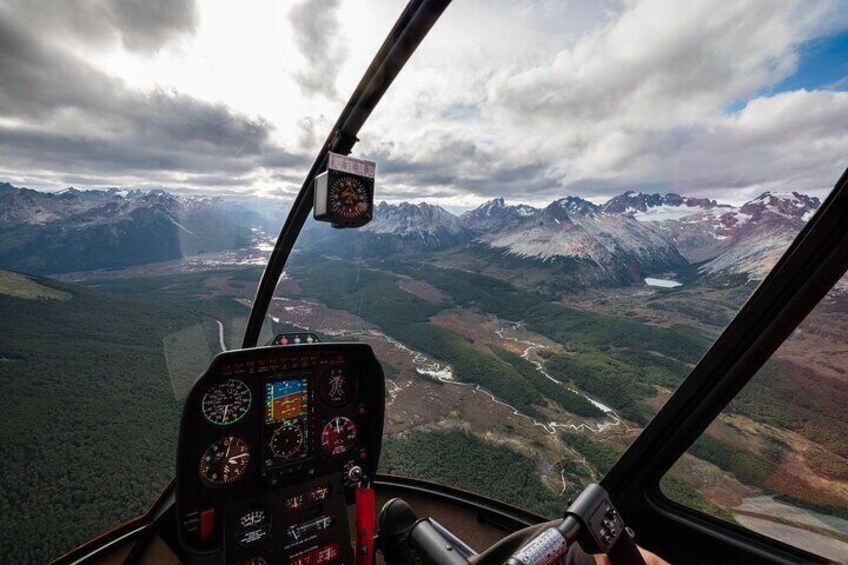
left=314, top=153, right=376, bottom=228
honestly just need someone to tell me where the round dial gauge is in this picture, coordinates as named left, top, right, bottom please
left=239, top=508, right=268, bottom=528
left=198, top=436, right=250, bottom=485
left=270, top=421, right=304, bottom=460
left=236, top=508, right=271, bottom=547
left=320, top=366, right=354, bottom=407
left=329, top=175, right=370, bottom=220
left=202, top=379, right=252, bottom=426
left=320, top=416, right=357, bottom=456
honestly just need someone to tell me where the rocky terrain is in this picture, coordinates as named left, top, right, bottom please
left=0, top=181, right=822, bottom=287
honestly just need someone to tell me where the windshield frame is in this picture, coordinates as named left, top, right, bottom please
left=241, top=0, right=452, bottom=348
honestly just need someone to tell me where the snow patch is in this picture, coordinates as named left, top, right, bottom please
left=645, top=277, right=682, bottom=288
left=633, top=206, right=698, bottom=222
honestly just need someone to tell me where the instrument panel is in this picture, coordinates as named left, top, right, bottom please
left=175, top=344, right=385, bottom=563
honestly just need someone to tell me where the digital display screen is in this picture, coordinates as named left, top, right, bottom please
left=265, top=378, right=308, bottom=423
left=263, top=374, right=311, bottom=469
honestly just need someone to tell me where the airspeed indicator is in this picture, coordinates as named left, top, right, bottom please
left=202, top=379, right=252, bottom=426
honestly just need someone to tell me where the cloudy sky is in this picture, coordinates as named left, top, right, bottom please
left=1, top=0, right=846, bottom=209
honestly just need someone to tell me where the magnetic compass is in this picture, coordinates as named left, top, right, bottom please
left=329, top=175, right=370, bottom=221
left=314, top=152, right=375, bottom=228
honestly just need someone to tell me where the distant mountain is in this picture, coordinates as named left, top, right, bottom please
left=0, top=183, right=264, bottom=274
left=364, top=202, right=474, bottom=249
left=466, top=196, right=686, bottom=286
left=0, top=182, right=18, bottom=198
left=698, top=192, right=820, bottom=280
left=461, top=198, right=538, bottom=232
left=599, top=191, right=735, bottom=262
left=604, top=190, right=821, bottom=280
left=0, top=180, right=822, bottom=286
left=601, top=190, right=727, bottom=217
left=307, top=201, right=475, bottom=257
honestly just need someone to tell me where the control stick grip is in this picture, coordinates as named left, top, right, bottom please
left=506, top=484, right=646, bottom=565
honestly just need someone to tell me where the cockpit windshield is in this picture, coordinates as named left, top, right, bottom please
left=1, top=1, right=847, bottom=563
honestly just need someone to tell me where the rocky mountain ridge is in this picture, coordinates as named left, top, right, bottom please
left=0, top=182, right=263, bottom=274
left=0, top=181, right=822, bottom=284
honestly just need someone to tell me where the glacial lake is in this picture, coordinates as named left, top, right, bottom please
left=644, top=277, right=683, bottom=288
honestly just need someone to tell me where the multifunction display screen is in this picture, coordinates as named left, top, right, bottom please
left=263, top=374, right=311, bottom=469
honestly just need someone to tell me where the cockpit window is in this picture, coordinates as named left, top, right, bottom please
left=662, top=271, right=848, bottom=561
left=1, top=1, right=846, bottom=563
left=279, top=184, right=830, bottom=519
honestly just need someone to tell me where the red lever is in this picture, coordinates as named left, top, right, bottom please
left=199, top=508, right=215, bottom=541
left=355, top=484, right=376, bottom=565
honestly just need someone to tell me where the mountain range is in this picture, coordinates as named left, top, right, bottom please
left=0, top=181, right=821, bottom=285
left=324, top=189, right=819, bottom=287
left=0, top=182, right=267, bottom=274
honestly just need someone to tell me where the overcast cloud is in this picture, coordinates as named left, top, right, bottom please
left=0, top=0, right=306, bottom=194
left=0, top=0, right=846, bottom=206
left=289, top=0, right=349, bottom=99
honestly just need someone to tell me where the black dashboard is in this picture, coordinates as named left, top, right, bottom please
left=175, top=343, right=385, bottom=565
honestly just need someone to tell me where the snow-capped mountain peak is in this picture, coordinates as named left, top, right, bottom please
left=552, top=196, right=598, bottom=217
left=741, top=191, right=820, bottom=221
left=462, top=198, right=540, bottom=232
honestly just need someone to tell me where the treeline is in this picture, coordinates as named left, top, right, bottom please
left=560, top=430, right=623, bottom=476
left=291, top=260, right=609, bottom=420
left=0, top=275, right=197, bottom=563
left=491, top=346, right=603, bottom=419
left=687, top=434, right=784, bottom=486
left=391, top=262, right=710, bottom=364
left=380, top=428, right=564, bottom=517
left=546, top=352, right=656, bottom=424
left=660, top=476, right=735, bottom=523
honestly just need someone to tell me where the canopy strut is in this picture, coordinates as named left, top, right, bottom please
left=242, top=0, right=452, bottom=348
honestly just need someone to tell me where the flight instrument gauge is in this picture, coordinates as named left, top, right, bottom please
left=313, top=152, right=375, bottom=228
left=320, top=416, right=357, bottom=456
left=320, top=366, right=354, bottom=407
left=329, top=176, right=370, bottom=221
left=270, top=421, right=305, bottom=461
left=199, top=436, right=250, bottom=485
left=202, top=379, right=252, bottom=426
left=236, top=508, right=271, bottom=547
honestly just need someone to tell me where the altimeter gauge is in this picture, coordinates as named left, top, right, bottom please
left=198, top=436, right=250, bottom=485
left=202, top=379, right=252, bottom=426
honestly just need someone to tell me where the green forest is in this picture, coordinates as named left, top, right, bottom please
left=289, top=258, right=705, bottom=424
left=380, top=428, right=565, bottom=517
left=2, top=253, right=843, bottom=563
left=0, top=270, right=255, bottom=563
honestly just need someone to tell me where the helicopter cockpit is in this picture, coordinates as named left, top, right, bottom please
left=7, top=0, right=847, bottom=564
left=175, top=343, right=385, bottom=564
left=172, top=338, right=649, bottom=565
